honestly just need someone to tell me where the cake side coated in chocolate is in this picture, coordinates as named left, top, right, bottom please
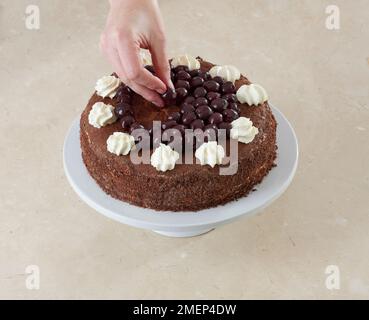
left=80, top=59, right=277, bottom=211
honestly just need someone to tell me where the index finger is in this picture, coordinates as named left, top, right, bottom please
left=116, top=37, right=167, bottom=94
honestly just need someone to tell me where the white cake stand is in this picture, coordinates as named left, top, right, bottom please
left=63, top=105, right=298, bottom=237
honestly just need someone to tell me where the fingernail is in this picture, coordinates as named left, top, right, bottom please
left=157, top=88, right=166, bottom=94
left=168, top=80, right=175, bottom=90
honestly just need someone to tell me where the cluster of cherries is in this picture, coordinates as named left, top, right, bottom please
left=113, top=65, right=241, bottom=148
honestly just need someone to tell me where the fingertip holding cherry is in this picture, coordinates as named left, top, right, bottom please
left=157, top=87, right=166, bottom=95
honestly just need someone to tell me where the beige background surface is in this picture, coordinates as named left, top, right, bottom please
left=0, top=0, right=368, bottom=299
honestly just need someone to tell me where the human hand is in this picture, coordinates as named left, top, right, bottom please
left=100, top=0, right=171, bottom=107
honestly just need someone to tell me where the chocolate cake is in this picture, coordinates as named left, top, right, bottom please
left=80, top=56, right=277, bottom=211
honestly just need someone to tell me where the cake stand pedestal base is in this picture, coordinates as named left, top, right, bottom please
left=153, top=228, right=214, bottom=238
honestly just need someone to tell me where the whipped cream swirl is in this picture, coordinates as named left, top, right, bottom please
left=236, top=83, right=268, bottom=106
left=209, top=65, right=241, bottom=83
left=107, top=132, right=135, bottom=156
left=195, top=141, right=225, bottom=168
left=230, top=117, right=259, bottom=144
left=171, top=54, right=200, bottom=71
left=95, top=75, right=121, bottom=98
left=88, top=102, right=117, bottom=128
left=151, top=144, right=180, bottom=172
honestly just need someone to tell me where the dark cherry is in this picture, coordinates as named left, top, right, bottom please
left=121, top=115, right=135, bottom=129
left=162, top=120, right=178, bottom=130
left=173, top=65, right=189, bottom=73
left=173, top=124, right=186, bottom=135
left=129, top=122, right=144, bottom=134
left=161, top=89, right=177, bottom=106
left=218, top=122, right=232, bottom=137
left=114, top=102, right=133, bottom=118
left=117, top=94, right=132, bottom=104
left=198, top=71, right=210, bottom=80
left=218, top=122, right=232, bottom=130
left=193, top=87, right=207, bottom=98
left=176, top=70, right=191, bottom=81
left=180, top=103, right=195, bottom=114
left=181, top=112, right=197, bottom=126
left=145, top=65, right=155, bottom=74
left=212, top=76, right=224, bottom=85
left=210, top=98, right=228, bottom=112
left=223, top=109, right=239, bottom=122
left=206, top=91, right=221, bottom=102
left=203, top=80, right=220, bottom=92
left=195, top=105, right=213, bottom=120
left=116, top=84, right=132, bottom=99
left=221, top=81, right=236, bottom=94
left=175, top=87, right=188, bottom=102
left=208, top=112, right=223, bottom=125
left=190, top=119, right=205, bottom=130
left=189, top=69, right=201, bottom=77
left=228, top=102, right=241, bottom=113
left=193, top=97, right=208, bottom=108
left=147, top=125, right=153, bottom=137
left=222, top=93, right=237, bottom=103
left=168, top=112, right=181, bottom=122
left=184, top=96, right=196, bottom=104
left=190, top=76, right=204, bottom=88
left=175, top=80, right=190, bottom=91
left=204, top=123, right=218, bottom=131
